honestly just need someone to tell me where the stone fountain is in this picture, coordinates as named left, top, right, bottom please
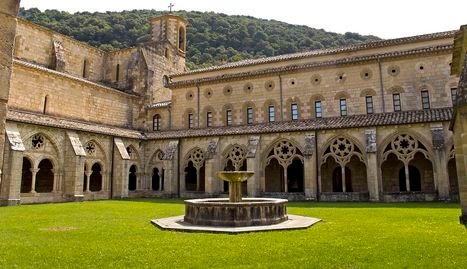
left=152, top=171, right=320, bottom=233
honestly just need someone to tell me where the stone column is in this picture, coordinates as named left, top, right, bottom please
left=0, top=1, right=20, bottom=183
left=0, top=144, right=23, bottom=205
left=246, top=157, right=260, bottom=197
left=85, top=170, right=91, bottom=192
left=365, top=129, right=380, bottom=201
left=30, top=168, right=39, bottom=193
left=431, top=125, right=450, bottom=200
left=204, top=159, right=218, bottom=195
left=303, top=133, right=317, bottom=200
left=246, top=136, right=261, bottom=197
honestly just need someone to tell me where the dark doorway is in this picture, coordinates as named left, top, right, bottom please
left=287, top=159, right=304, bottom=192
left=36, top=159, right=54, bottom=193
left=152, top=167, right=160, bottom=191
left=185, top=161, right=197, bottom=191
left=90, top=163, right=102, bottom=192
left=128, top=165, right=137, bottom=191
left=332, top=166, right=352, bottom=192
left=265, top=158, right=284, bottom=192
left=21, top=157, right=32, bottom=193
left=398, top=165, right=421, bottom=191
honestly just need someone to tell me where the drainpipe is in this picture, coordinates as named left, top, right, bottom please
left=168, top=104, right=172, bottom=130
left=110, top=136, right=115, bottom=199
left=314, top=130, right=320, bottom=201
left=278, top=74, right=284, bottom=121
left=196, top=84, right=200, bottom=127
left=177, top=139, right=181, bottom=198
left=377, top=58, right=386, bottom=113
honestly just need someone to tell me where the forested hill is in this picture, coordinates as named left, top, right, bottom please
left=19, top=8, right=381, bottom=70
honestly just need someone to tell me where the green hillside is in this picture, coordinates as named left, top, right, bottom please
left=19, top=8, right=381, bottom=70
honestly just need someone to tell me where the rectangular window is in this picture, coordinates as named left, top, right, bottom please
left=82, top=59, right=87, bottom=78
left=365, top=96, right=374, bottom=114
left=393, top=94, right=401, bottom=112
left=315, top=101, right=322, bottom=118
left=421, top=90, right=430, bottom=109
left=291, top=103, right=298, bottom=121
left=206, top=111, right=213, bottom=127
left=247, top=107, right=253, bottom=124
left=116, top=64, right=120, bottom=82
left=268, top=105, right=275, bottom=122
left=188, top=113, right=194, bottom=129
left=451, top=87, right=458, bottom=106
left=226, top=109, right=232, bottom=126
left=340, top=99, right=347, bottom=116
left=153, top=115, right=161, bottom=131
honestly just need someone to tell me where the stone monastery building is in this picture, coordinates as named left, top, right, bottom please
left=0, top=2, right=464, bottom=206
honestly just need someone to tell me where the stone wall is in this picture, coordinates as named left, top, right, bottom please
left=8, top=62, right=137, bottom=127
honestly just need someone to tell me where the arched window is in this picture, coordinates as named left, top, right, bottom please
left=178, top=27, right=186, bottom=52
left=153, top=114, right=161, bottom=131
left=82, top=59, right=87, bottom=78
left=116, top=64, right=120, bottom=82
left=128, top=165, right=137, bottom=191
left=21, top=157, right=33, bottom=193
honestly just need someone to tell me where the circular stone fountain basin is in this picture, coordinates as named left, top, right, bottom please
left=184, top=198, right=288, bottom=227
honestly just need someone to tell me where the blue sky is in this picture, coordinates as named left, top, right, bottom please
left=20, top=0, right=467, bottom=39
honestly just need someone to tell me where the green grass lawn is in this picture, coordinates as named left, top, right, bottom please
left=0, top=199, right=466, bottom=268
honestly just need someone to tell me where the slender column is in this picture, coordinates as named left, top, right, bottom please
left=85, top=170, right=91, bottom=192
left=404, top=164, right=411, bottom=192
left=196, top=168, right=200, bottom=191
left=158, top=171, right=162, bottom=191
left=51, top=169, right=58, bottom=192
left=283, top=167, right=288, bottom=193
left=30, top=168, right=39, bottom=193
left=341, top=165, right=346, bottom=193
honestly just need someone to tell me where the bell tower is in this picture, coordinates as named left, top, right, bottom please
left=148, top=13, right=188, bottom=70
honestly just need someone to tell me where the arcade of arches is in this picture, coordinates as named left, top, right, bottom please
left=9, top=128, right=460, bottom=204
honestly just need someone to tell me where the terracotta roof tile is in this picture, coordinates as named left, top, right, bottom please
left=146, top=108, right=453, bottom=140
left=7, top=110, right=143, bottom=139
left=172, top=30, right=456, bottom=77
left=169, top=44, right=453, bottom=88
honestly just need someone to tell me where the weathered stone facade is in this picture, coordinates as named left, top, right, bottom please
left=0, top=6, right=464, bottom=206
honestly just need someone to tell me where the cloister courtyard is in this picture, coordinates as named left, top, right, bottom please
left=0, top=199, right=465, bottom=268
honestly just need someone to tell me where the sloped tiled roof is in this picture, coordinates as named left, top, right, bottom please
left=171, top=30, right=456, bottom=77
left=146, top=108, right=453, bottom=140
left=7, top=110, right=143, bottom=139
left=7, top=108, right=452, bottom=140
left=146, top=100, right=172, bottom=109
left=168, top=44, right=453, bottom=88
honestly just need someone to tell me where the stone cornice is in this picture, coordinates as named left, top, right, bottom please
left=168, top=44, right=453, bottom=88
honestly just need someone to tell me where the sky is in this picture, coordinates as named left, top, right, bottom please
left=20, top=0, right=467, bottom=39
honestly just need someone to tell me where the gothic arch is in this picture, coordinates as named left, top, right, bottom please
left=380, top=132, right=434, bottom=193
left=320, top=135, right=367, bottom=193
left=83, top=139, right=106, bottom=160
left=126, top=144, right=140, bottom=161
left=263, top=138, right=304, bottom=193
left=184, top=147, right=206, bottom=192
left=222, top=144, right=248, bottom=171
left=23, top=131, right=61, bottom=160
